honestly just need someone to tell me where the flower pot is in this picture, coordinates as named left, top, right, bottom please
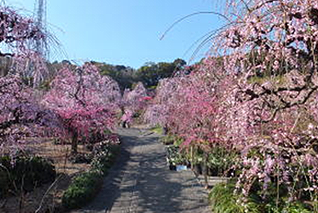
left=169, top=164, right=176, bottom=171
left=193, top=164, right=202, bottom=175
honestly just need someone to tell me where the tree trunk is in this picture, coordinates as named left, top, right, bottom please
left=71, top=131, right=78, bottom=154
left=203, top=152, right=208, bottom=189
left=191, top=146, right=194, bottom=170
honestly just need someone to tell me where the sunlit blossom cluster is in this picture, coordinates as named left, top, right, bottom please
left=145, top=0, right=318, bottom=203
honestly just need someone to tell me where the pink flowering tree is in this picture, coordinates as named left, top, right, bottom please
left=43, top=63, right=121, bottom=153
left=143, top=63, right=201, bottom=128
left=0, top=76, right=60, bottom=155
left=143, top=77, right=180, bottom=127
left=0, top=6, right=45, bottom=55
left=163, top=0, right=318, bottom=206
left=212, top=0, right=318, bottom=202
left=121, top=82, right=149, bottom=125
left=145, top=0, right=318, bottom=204
left=148, top=38, right=318, bottom=207
left=0, top=5, right=49, bottom=85
left=122, top=82, right=148, bottom=111
left=146, top=58, right=224, bottom=141
left=0, top=4, right=56, bottom=155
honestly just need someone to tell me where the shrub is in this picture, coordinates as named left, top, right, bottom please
left=207, top=147, right=238, bottom=176
left=91, top=142, right=120, bottom=174
left=0, top=154, right=56, bottom=197
left=166, top=145, right=189, bottom=167
left=160, top=135, right=174, bottom=145
left=209, top=182, right=261, bottom=213
left=62, top=171, right=103, bottom=209
left=150, top=125, right=164, bottom=135
left=160, top=134, right=183, bottom=146
left=0, top=165, right=9, bottom=198
left=62, top=140, right=120, bottom=210
left=209, top=182, right=313, bottom=213
left=69, top=153, right=93, bottom=164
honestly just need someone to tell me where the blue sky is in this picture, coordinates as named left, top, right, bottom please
left=5, top=0, right=224, bottom=68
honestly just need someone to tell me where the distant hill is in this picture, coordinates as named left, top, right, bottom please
left=92, top=58, right=187, bottom=90
left=0, top=57, right=188, bottom=91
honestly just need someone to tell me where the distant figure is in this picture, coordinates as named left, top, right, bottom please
left=163, top=125, right=168, bottom=135
left=121, top=109, right=133, bottom=128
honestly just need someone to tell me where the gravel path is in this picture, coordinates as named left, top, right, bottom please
left=73, top=127, right=210, bottom=213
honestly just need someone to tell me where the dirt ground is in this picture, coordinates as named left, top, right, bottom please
left=28, top=138, right=91, bottom=175
left=0, top=138, right=92, bottom=213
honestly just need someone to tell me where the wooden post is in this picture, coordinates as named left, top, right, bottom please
left=203, top=152, right=208, bottom=189
left=191, top=146, right=194, bottom=170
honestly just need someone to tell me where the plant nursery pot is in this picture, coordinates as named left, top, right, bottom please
left=164, top=141, right=174, bottom=146
left=176, top=165, right=188, bottom=171
left=193, top=164, right=202, bottom=175
left=169, top=164, right=176, bottom=171
left=225, top=168, right=236, bottom=177
left=208, top=168, right=218, bottom=176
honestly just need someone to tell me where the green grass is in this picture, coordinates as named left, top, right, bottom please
left=160, top=134, right=183, bottom=145
left=247, top=74, right=286, bottom=85
left=150, top=125, right=164, bottom=135
left=209, top=182, right=261, bottom=213
left=209, top=182, right=313, bottom=213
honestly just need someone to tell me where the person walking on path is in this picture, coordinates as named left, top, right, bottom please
left=121, top=109, right=133, bottom=128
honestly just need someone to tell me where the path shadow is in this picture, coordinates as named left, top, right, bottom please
left=79, top=133, right=138, bottom=212
left=78, top=127, right=208, bottom=213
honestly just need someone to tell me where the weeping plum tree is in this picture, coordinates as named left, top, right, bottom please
left=43, top=63, right=121, bottom=153
left=0, top=76, right=60, bottom=154
left=211, top=0, right=318, bottom=202
left=121, top=82, right=149, bottom=124
left=0, top=4, right=50, bottom=85
left=145, top=0, right=318, bottom=209
left=143, top=78, right=176, bottom=127
left=0, top=4, right=59, bottom=154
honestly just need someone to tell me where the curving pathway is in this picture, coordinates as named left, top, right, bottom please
left=73, top=127, right=210, bottom=213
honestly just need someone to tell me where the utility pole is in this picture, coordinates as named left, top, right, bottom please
left=34, top=0, right=47, bottom=59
